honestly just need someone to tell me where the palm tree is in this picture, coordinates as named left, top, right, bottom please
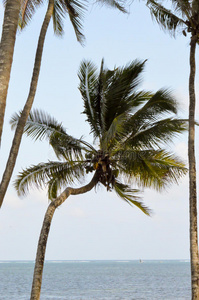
left=0, top=0, right=21, bottom=145
left=0, top=0, right=127, bottom=208
left=140, top=1, right=199, bottom=297
left=12, top=59, right=187, bottom=299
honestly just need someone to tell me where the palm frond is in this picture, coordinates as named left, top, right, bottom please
left=93, top=59, right=104, bottom=135
left=15, top=161, right=85, bottom=197
left=127, top=90, right=154, bottom=111
left=64, top=0, right=87, bottom=44
left=114, top=180, right=151, bottom=216
left=10, top=109, right=87, bottom=160
left=101, top=112, right=127, bottom=151
left=122, top=89, right=180, bottom=143
left=79, top=59, right=101, bottom=137
left=146, top=0, right=185, bottom=34
left=49, top=132, right=97, bottom=160
left=171, top=0, right=191, bottom=19
left=10, top=109, right=66, bottom=140
left=123, top=118, right=187, bottom=150
left=137, top=88, right=178, bottom=116
left=53, top=0, right=65, bottom=36
left=96, top=0, right=127, bottom=13
left=47, top=177, right=59, bottom=200
left=192, top=0, right=199, bottom=15
left=19, top=0, right=86, bottom=41
left=101, top=60, right=146, bottom=132
left=114, top=149, right=187, bottom=190
left=19, top=0, right=44, bottom=30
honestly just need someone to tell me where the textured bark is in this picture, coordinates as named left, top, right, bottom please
left=189, top=36, right=199, bottom=300
left=30, top=173, right=98, bottom=300
left=0, top=0, right=54, bottom=208
left=0, top=0, right=21, bottom=145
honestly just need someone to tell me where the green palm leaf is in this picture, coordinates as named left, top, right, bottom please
left=146, top=0, right=185, bottom=34
left=63, top=0, right=86, bottom=44
left=101, top=90, right=155, bottom=150
left=47, top=176, right=59, bottom=200
left=121, top=89, right=180, bottom=142
left=114, top=180, right=151, bottom=216
left=132, top=88, right=179, bottom=120
left=123, top=118, right=187, bottom=149
left=10, top=109, right=89, bottom=160
left=115, top=149, right=187, bottom=190
left=101, top=112, right=127, bottom=150
left=15, top=160, right=85, bottom=197
left=91, top=59, right=107, bottom=137
left=10, top=109, right=66, bottom=140
left=53, top=0, right=65, bottom=36
left=171, top=0, right=191, bottom=19
left=53, top=0, right=86, bottom=39
left=19, top=0, right=44, bottom=30
left=97, top=0, right=127, bottom=13
left=78, top=60, right=101, bottom=137
left=101, top=60, right=146, bottom=132
left=18, top=0, right=86, bottom=42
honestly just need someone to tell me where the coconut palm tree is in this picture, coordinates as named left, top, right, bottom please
left=11, top=59, right=187, bottom=299
left=0, top=0, right=21, bottom=146
left=0, top=0, right=127, bottom=208
left=141, top=1, right=199, bottom=297
left=0, top=0, right=86, bottom=147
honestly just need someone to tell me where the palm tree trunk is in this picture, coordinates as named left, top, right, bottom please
left=189, top=35, right=199, bottom=300
left=0, top=0, right=54, bottom=208
left=0, top=0, right=21, bottom=145
left=30, top=172, right=98, bottom=300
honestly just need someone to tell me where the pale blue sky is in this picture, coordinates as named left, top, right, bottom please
left=0, top=1, right=198, bottom=260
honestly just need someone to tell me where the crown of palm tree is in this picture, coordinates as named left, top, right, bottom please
left=145, top=0, right=199, bottom=38
left=18, top=0, right=127, bottom=43
left=11, top=59, right=187, bottom=216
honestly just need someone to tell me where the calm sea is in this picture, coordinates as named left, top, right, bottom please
left=0, top=260, right=191, bottom=300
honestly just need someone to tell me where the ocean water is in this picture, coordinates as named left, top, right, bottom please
left=0, top=260, right=191, bottom=300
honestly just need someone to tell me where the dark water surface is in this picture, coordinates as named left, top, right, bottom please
left=0, top=260, right=191, bottom=299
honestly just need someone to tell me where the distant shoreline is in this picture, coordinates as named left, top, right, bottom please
left=0, top=259, right=190, bottom=263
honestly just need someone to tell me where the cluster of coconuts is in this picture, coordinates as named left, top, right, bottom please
left=85, top=151, right=119, bottom=190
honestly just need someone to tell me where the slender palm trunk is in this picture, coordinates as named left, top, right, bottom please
left=30, top=173, right=98, bottom=300
left=0, top=0, right=21, bottom=145
left=189, top=36, right=199, bottom=300
left=0, top=0, right=54, bottom=208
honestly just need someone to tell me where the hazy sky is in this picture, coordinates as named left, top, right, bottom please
left=0, top=1, right=198, bottom=261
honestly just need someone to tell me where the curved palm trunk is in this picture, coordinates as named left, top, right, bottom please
left=0, top=0, right=21, bottom=145
left=189, top=36, right=199, bottom=300
left=30, top=173, right=98, bottom=300
left=0, top=0, right=54, bottom=208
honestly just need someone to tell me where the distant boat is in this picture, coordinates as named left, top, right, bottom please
left=139, top=259, right=143, bottom=263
